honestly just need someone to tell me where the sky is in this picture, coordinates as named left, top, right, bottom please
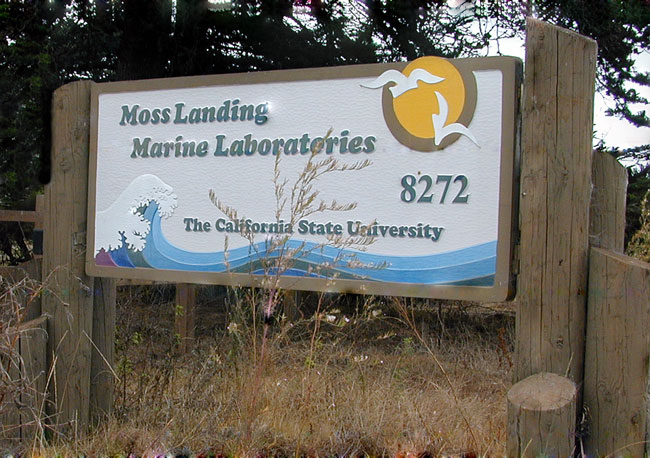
left=593, top=51, right=650, bottom=151
left=494, top=38, right=649, bottom=153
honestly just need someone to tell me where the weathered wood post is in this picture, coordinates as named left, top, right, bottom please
left=583, top=249, right=650, bottom=456
left=283, top=289, right=302, bottom=321
left=17, top=314, right=48, bottom=440
left=583, top=148, right=649, bottom=458
left=507, top=372, right=577, bottom=457
left=43, top=80, right=116, bottom=430
left=90, top=276, right=116, bottom=423
left=514, top=17, right=597, bottom=384
left=589, top=151, right=627, bottom=253
left=508, top=18, right=597, bottom=455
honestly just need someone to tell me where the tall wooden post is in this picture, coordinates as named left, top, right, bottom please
left=43, top=80, right=116, bottom=430
left=508, top=19, right=597, bottom=455
left=514, top=19, right=597, bottom=384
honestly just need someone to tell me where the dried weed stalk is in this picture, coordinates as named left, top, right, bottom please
left=0, top=269, right=50, bottom=449
left=208, top=130, right=377, bottom=449
left=391, top=296, right=480, bottom=451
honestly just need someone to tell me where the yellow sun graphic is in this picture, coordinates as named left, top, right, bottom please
left=392, top=56, right=466, bottom=139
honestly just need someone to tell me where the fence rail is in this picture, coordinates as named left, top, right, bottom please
left=0, top=195, right=44, bottom=225
left=0, top=209, right=39, bottom=223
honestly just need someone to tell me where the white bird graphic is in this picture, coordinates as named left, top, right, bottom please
left=361, top=67, right=480, bottom=148
left=360, top=68, right=445, bottom=97
left=431, top=91, right=479, bottom=147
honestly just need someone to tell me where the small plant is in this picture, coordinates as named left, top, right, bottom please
left=627, top=189, right=650, bottom=262
left=399, top=336, right=417, bottom=356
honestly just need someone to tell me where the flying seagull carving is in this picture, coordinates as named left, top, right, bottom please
left=361, top=68, right=480, bottom=148
left=360, top=69, right=445, bottom=97
left=431, top=91, right=479, bottom=147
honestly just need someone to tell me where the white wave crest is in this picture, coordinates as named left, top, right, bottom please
left=95, top=174, right=177, bottom=254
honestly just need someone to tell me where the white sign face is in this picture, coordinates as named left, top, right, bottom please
left=87, top=56, right=520, bottom=301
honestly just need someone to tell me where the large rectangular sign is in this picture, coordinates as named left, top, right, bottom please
left=87, top=56, right=520, bottom=301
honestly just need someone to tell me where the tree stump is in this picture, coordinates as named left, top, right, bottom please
left=507, top=372, right=577, bottom=457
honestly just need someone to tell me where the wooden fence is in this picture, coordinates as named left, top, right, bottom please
left=0, top=198, right=47, bottom=444
left=1, top=18, right=649, bottom=456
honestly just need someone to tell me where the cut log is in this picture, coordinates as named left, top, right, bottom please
left=507, top=372, right=577, bottom=457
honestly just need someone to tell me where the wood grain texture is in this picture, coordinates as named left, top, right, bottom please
left=583, top=247, right=650, bottom=457
left=42, top=81, right=95, bottom=430
left=590, top=151, right=627, bottom=252
left=18, top=315, right=48, bottom=440
left=507, top=372, right=577, bottom=457
left=89, top=277, right=116, bottom=423
left=0, top=328, right=21, bottom=446
left=282, top=290, right=302, bottom=321
left=515, top=18, right=597, bottom=384
left=0, top=315, right=48, bottom=445
left=35, top=194, right=45, bottom=231
left=0, top=209, right=39, bottom=223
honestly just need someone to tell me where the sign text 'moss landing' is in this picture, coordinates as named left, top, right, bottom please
left=87, top=56, right=521, bottom=301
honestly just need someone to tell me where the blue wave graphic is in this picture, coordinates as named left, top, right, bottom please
left=106, top=204, right=496, bottom=286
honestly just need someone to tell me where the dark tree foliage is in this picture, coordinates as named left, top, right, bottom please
left=0, top=2, right=59, bottom=263
left=0, top=0, right=648, bottom=263
left=531, top=0, right=649, bottom=128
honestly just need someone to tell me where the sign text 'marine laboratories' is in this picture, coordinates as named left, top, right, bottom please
left=86, top=56, right=521, bottom=301
left=123, top=100, right=377, bottom=158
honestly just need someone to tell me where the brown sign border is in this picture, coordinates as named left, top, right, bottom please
left=86, top=56, right=521, bottom=302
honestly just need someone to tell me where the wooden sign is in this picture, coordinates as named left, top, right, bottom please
left=86, top=56, right=520, bottom=300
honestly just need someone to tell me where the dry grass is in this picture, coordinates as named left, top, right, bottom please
left=20, top=286, right=514, bottom=457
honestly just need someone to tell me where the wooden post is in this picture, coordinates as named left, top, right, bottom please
left=0, top=315, right=48, bottom=444
left=590, top=151, right=627, bottom=252
left=507, top=372, right=577, bottom=457
left=43, top=80, right=95, bottom=430
left=0, top=259, right=42, bottom=322
left=43, top=80, right=116, bottom=430
left=0, top=327, right=21, bottom=445
left=89, top=277, right=116, bottom=422
left=18, top=315, right=48, bottom=440
left=514, top=19, right=597, bottom=384
left=33, top=194, right=45, bottom=259
left=174, top=283, right=196, bottom=354
left=283, top=289, right=301, bottom=321
left=34, top=194, right=45, bottom=230
left=582, top=248, right=650, bottom=456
